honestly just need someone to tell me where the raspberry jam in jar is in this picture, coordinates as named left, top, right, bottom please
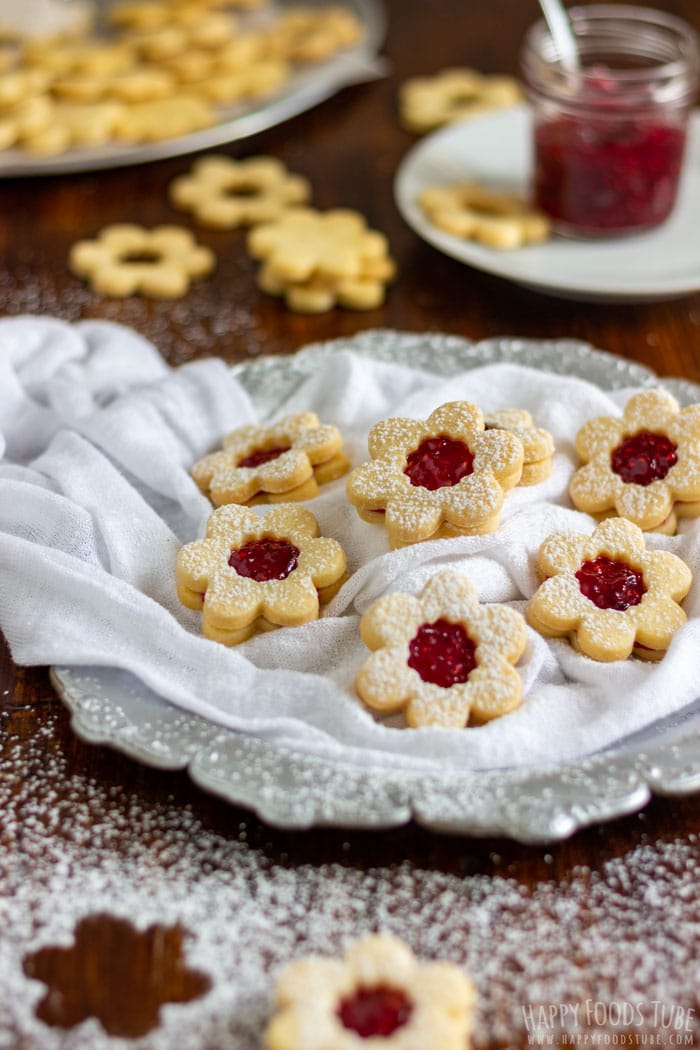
left=520, top=5, right=700, bottom=237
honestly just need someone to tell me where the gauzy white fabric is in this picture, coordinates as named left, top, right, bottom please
left=1, top=317, right=699, bottom=774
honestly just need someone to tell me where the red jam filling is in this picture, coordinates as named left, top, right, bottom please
left=228, top=538, right=299, bottom=582
left=404, top=435, right=474, bottom=490
left=407, top=618, right=477, bottom=688
left=575, top=555, right=646, bottom=611
left=610, top=431, right=677, bottom=486
left=337, top=986, right=413, bottom=1038
left=534, top=89, right=686, bottom=235
left=237, top=445, right=290, bottom=469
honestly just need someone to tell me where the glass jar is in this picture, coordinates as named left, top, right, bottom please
left=520, top=5, right=700, bottom=238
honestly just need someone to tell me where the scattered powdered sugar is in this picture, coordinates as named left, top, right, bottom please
left=2, top=708, right=699, bottom=1049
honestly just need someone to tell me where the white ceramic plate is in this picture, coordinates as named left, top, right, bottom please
left=51, top=330, right=700, bottom=843
left=0, top=0, right=385, bottom=177
left=394, top=104, right=700, bottom=303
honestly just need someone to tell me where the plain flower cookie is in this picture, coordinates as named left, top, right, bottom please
left=398, top=66, right=523, bottom=133
left=346, top=401, right=523, bottom=547
left=192, top=411, right=350, bottom=506
left=418, top=182, right=551, bottom=249
left=264, top=933, right=476, bottom=1050
left=176, top=504, right=347, bottom=645
left=69, top=223, right=215, bottom=298
left=526, top=517, right=692, bottom=661
left=356, top=570, right=527, bottom=727
left=569, top=388, right=700, bottom=534
left=484, top=408, right=555, bottom=485
left=169, top=154, right=311, bottom=229
left=247, top=206, right=396, bottom=313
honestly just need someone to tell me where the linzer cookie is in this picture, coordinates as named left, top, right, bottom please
left=346, top=401, right=523, bottom=547
left=484, top=408, right=554, bottom=485
left=177, top=504, right=347, bottom=645
left=192, top=411, right=350, bottom=507
left=264, top=933, right=476, bottom=1050
left=356, top=570, right=527, bottom=727
left=526, top=517, right=691, bottom=661
left=569, top=389, right=700, bottom=534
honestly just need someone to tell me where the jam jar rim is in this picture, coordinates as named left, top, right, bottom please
left=520, top=3, right=700, bottom=110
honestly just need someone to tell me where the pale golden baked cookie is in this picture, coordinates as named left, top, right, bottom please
left=0, top=68, right=50, bottom=107
left=248, top=206, right=396, bottom=312
left=256, top=256, right=396, bottom=313
left=347, top=401, right=523, bottom=548
left=263, top=5, right=362, bottom=63
left=0, top=94, right=53, bottom=149
left=569, top=389, right=700, bottom=535
left=190, top=58, right=291, bottom=104
left=22, top=100, right=126, bottom=154
left=484, top=408, right=554, bottom=485
left=170, top=154, right=311, bottom=229
left=264, top=933, right=476, bottom=1050
left=357, top=570, right=527, bottom=727
left=23, top=39, right=136, bottom=77
left=526, top=517, right=692, bottom=661
left=399, top=66, right=523, bottom=134
left=418, top=182, right=551, bottom=249
left=176, top=504, right=347, bottom=644
left=113, top=93, right=215, bottom=142
left=69, top=223, right=214, bottom=298
left=192, top=411, right=349, bottom=506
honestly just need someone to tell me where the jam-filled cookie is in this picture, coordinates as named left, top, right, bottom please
left=526, top=517, right=691, bottom=661
left=346, top=401, right=523, bottom=547
left=192, top=411, right=350, bottom=507
left=176, top=504, right=347, bottom=645
left=569, top=388, right=700, bottom=534
left=264, top=933, right=476, bottom=1050
left=484, top=408, right=554, bottom=485
left=356, top=570, right=527, bottom=727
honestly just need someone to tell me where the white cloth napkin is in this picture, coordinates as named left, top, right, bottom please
left=1, top=316, right=699, bottom=773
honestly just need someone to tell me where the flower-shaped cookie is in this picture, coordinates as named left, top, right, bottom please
left=356, top=571, right=527, bottom=727
left=569, top=388, right=700, bottom=534
left=69, top=223, right=215, bottom=298
left=485, top=408, right=555, bottom=485
left=399, top=66, right=523, bottom=134
left=177, top=504, right=347, bottom=645
left=247, top=206, right=392, bottom=284
left=346, top=401, right=523, bottom=547
left=169, top=154, right=311, bottom=229
left=418, top=182, right=550, bottom=250
left=526, top=517, right=691, bottom=661
left=192, top=411, right=349, bottom=506
left=263, top=6, right=363, bottom=63
left=264, top=934, right=476, bottom=1050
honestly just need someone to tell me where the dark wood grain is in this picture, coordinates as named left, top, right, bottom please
left=2, top=1, right=700, bottom=1045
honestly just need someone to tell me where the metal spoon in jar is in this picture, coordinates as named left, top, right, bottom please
left=538, top=0, right=580, bottom=73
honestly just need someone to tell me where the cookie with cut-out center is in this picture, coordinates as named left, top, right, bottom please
left=418, top=182, right=550, bottom=249
left=357, top=570, right=526, bottom=727
left=192, top=411, right=349, bottom=506
left=69, top=223, right=214, bottom=298
left=526, top=517, right=691, bottom=661
left=399, top=66, right=523, bottom=133
left=176, top=504, right=347, bottom=644
left=265, top=933, right=476, bottom=1050
left=347, top=401, right=523, bottom=547
left=170, top=154, right=311, bottom=229
left=569, top=388, right=700, bottom=534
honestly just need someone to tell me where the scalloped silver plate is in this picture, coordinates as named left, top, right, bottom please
left=52, top=330, right=700, bottom=843
left=0, top=0, right=385, bottom=178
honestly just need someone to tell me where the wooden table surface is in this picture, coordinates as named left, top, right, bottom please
left=2, top=1, right=700, bottom=1046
